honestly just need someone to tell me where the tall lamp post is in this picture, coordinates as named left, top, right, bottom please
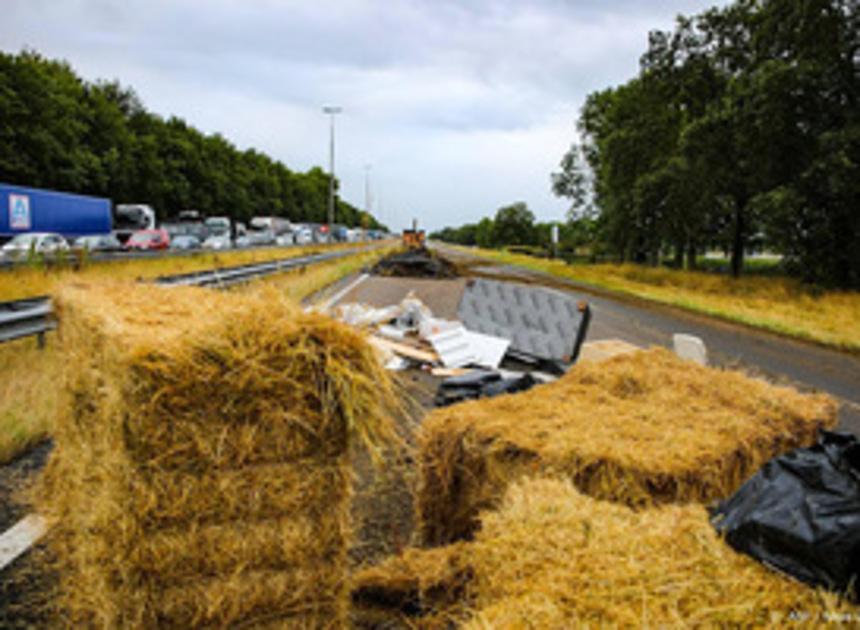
left=322, top=105, right=342, bottom=240
left=364, top=164, right=372, bottom=221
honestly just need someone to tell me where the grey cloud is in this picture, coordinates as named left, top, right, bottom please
left=1, top=0, right=730, bottom=230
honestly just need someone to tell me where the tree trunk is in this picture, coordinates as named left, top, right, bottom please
left=730, top=205, right=745, bottom=278
left=674, top=240, right=684, bottom=268
left=686, top=241, right=697, bottom=270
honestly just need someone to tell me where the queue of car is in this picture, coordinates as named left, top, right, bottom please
left=1, top=219, right=387, bottom=262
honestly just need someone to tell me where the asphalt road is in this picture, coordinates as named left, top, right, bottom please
left=436, top=245, right=860, bottom=434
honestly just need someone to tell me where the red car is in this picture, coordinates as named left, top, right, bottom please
left=126, top=229, right=170, bottom=251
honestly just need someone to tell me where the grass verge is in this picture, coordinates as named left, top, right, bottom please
left=0, top=338, right=60, bottom=464
left=0, top=242, right=386, bottom=302
left=0, top=246, right=391, bottom=465
left=449, top=245, right=860, bottom=353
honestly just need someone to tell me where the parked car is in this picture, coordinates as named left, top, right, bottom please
left=1, top=232, right=69, bottom=259
left=170, top=235, right=202, bottom=251
left=202, top=234, right=232, bottom=250
left=293, top=226, right=313, bottom=245
left=73, top=234, right=123, bottom=252
left=236, top=229, right=276, bottom=248
left=276, top=232, right=295, bottom=246
left=312, top=224, right=330, bottom=244
left=125, top=228, right=170, bottom=251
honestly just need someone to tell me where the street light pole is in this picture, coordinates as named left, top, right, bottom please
left=322, top=105, right=342, bottom=240
left=364, top=164, right=372, bottom=218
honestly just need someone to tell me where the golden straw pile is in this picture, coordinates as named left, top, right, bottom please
left=418, top=348, right=836, bottom=544
left=36, top=282, right=397, bottom=628
left=467, top=477, right=856, bottom=627
left=352, top=542, right=472, bottom=626
left=354, top=478, right=857, bottom=627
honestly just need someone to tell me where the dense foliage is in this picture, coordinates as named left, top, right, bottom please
left=0, top=51, right=383, bottom=229
left=437, top=0, right=859, bottom=287
left=557, top=0, right=859, bottom=285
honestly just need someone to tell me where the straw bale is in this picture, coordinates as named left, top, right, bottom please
left=129, top=462, right=352, bottom=530
left=36, top=281, right=398, bottom=628
left=358, top=477, right=857, bottom=627
left=461, top=477, right=857, bottom=628
left=154, top=568, right=345, bottom=627
left=418, top=347, right=836, bottom=544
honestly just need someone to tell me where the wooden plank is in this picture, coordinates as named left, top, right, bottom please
left=431, top=367, right=471, bottom=377
left=370, top=336, right=439, bottom=364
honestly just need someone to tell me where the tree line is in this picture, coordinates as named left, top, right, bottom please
left=0, top=50, right=384, bottom=229
left=429, top=201, right=598, bottom=255
left=437, top=0, right=859, bottom=288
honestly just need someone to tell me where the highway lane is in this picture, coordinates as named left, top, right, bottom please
left=437, top=245, right=860, bottom=434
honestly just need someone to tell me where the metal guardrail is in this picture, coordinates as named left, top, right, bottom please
left=0, top=246, right=374, bottom=345
left=0, top=297, right=54, bottom=346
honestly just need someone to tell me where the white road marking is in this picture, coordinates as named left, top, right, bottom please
left=0, top=514, right=47, bottom=571
left=311, top=272, right=370, bottom=313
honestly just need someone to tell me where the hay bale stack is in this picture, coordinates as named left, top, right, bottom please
left=357, top=478, right=857, bottom=627
left=418, top=348, right=836, bottom=544
left=462, top=477, right=856, bottom=628
left=37, top=282, right=397, bottom=628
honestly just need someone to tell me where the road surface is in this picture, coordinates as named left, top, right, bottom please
left=436, top=244, right=860, bottom=434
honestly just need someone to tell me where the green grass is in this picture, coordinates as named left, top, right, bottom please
left=452, top=245, right=860, bottom=353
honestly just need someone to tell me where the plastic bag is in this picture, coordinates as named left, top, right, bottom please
left=434, top=370, right=537, bottom=407
left=712, top=430, right=860, bottom=596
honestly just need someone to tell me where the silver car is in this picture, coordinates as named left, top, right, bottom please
left=73, top=234, right=123, bottom=252
left=2, top=232, right=70, bottom=258
left=202, top=234, right=232, bottom=250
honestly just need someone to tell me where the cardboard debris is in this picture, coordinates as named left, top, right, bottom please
left=419, top=317, right=461, bottom=340
left=427, top=326, right=510, bottom=369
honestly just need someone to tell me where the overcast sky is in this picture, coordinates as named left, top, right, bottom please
left=2, top=0, right=727, bottom=231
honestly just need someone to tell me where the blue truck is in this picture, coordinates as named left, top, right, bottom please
left=0, top=183, right=112, bottom=243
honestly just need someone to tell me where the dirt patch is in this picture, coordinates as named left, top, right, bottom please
left=0, top=440, right=51, bottom=532
left=372, top=247, right=458, bottom=279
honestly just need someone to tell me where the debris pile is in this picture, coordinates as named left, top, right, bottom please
left=38, top=282, right=397, bottom=628
left=355, top=477, right=857, bottom=627
left=333, top=291, right=513, bottom=373
left=371, top=247, right=458, bottom=279
left=418, top=347, right=836, bottom=544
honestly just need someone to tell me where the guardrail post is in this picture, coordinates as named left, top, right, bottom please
left=37, top=331, right=46, bottom=350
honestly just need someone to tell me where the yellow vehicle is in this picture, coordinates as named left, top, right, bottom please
left=402, top=229, right=425, bottom=248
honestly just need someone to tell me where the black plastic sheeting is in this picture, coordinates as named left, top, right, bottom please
left=712, top=431, right=860, bottom=597
left=434, top=370, right=538, bottom=407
